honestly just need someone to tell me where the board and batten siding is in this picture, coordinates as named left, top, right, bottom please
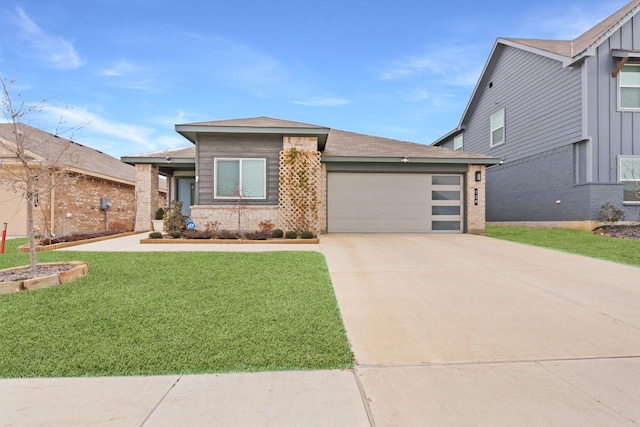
left=461, top=45, right=582, bottom=161
left=587, top=14, right=640, bottom=184
left=196, top=134, right=282, bottom=206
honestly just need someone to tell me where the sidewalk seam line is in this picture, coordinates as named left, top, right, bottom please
left=353, top=365, right=376, bottom=427
left=139, top=376, right=181, bottom=427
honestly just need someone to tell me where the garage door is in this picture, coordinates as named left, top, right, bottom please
left=0, top=186, right=27, bottom=236
left=327, top=173, right=463, bottom=233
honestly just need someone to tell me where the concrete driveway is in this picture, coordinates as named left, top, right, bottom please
left=321, top=234, right=640, bottom=426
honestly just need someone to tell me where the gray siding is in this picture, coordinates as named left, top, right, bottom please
left=196, top=134, right=282, bottom=206
left=486, top=145, right=633, bottom=221
left=462, top=46, right=583, bottom=161
left=586, top=14, right=640, bottom=184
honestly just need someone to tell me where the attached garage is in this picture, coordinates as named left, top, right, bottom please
left=327, top=173, right=463, bottom=233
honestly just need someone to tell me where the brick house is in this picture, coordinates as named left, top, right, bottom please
left=123, top=117, right=499, bottom=234
left=0, top=123, right=165, bottom=237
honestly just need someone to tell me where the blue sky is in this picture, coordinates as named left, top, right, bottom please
left=0, top=0, right=630, bottom=158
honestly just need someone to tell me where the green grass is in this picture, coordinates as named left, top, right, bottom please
left=486, top=226, right=640, bottom=267
left=0, top=239, right=352, bottom=378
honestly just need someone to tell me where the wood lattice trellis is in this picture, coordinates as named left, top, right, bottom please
left=278, top=149, right=322, bottom=234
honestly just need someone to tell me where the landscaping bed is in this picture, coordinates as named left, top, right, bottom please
left=592, top=224, right=640, bottom=240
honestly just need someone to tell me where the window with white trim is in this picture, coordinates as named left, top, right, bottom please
left=620, top=156, right=640, bottom=204
left=453, top=134, right=463, bottom=151
left=490, top=109, right=505, bottom=147
left=619, top=64, right=640, bottom=110
left=214, top=158, right=266, bottom=199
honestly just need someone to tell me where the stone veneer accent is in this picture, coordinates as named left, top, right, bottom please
left=466, top=165, right=486, bottom=234
left=190, top=205, right=279, bottom=232
left=134, top=164, right=159, bottom=231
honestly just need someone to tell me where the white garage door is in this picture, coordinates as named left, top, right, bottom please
left=327, top=173, right=463, bottom=233
left=0, top=186, right=27, bottom=236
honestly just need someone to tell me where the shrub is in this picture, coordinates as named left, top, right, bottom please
left=285, top=230, right=298, bottom=239
left=300, top=230, right=315, bottom=239
left=154, top=207, right=165, bottom=220
left=164, top=201, right=186, bottom=232
left=244, top=231, right=271, bottom=240
left=181, top=230, right=211, bottom=239
left=215, top=230, right=239, bottom=239
left=599, top=202, right=625, bottom=224
left=39, top=230, right=123, bottom=246
left=272, top=228, right=284, bottom=238
left=149, top=232, right=163, bottom=239
left=204, top=220, right=221, bottom=232
left=169, top=230, right=182, bottom=238
left=258, top=220, right=275, bottom=234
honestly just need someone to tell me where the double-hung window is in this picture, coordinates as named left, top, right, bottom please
left=214, top=158, right=266, bottom=199
left=619, top=64, right=640, bottom=110
left=620, top=156, right=640, bottom=204
left=490, top=109, right=505, bottom=147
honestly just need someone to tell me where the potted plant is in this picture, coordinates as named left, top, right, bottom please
left=152, top=207, right=165, bottom=232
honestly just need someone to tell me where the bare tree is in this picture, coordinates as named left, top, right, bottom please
left=0, top=75, right=81, bottom=271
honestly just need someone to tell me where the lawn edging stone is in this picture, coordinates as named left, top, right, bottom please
left=0, top=261, right=90, bottom=294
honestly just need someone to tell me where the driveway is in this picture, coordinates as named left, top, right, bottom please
left=321, top=234, right=640, bottom=425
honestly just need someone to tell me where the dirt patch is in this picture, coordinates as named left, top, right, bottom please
left=0, top=264, right=74, bottom=283
left=592, top=224, right=640, bottom=240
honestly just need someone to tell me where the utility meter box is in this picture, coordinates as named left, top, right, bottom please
left=100, top=197, right=112, bottom=210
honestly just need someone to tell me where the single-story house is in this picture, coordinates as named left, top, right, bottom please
left=0, top=123, right=166, bottom=237
left=123, top=117, right=500, bottom=234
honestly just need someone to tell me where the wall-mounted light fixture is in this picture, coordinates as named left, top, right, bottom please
left=475, top=170, right=482, bottom=182
left=400, top=157, right=410, bottom=163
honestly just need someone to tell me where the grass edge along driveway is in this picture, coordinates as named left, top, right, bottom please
left=486, top=225, right=640, bottom=268
left=0, top=239, right=352, bottom=378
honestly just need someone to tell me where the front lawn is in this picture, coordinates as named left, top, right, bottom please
left=486, top=226, right=640, bottom=267
left=0, top=239, right=352, bottom=377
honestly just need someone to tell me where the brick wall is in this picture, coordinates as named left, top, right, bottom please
left=466, top=165, right=486, bottom=234
left=190, top=205, right=279, bottom=232
left=46, top=175, right=136, bottom=235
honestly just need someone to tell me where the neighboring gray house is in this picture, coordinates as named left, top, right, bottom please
left=123, top=117, right=500, bottom=234
left=433, top=0, right=640, bottom=227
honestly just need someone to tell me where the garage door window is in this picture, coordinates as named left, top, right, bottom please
left=431, top=175, right=463, bottom=233
left=432, top=191, right=460, bottom=200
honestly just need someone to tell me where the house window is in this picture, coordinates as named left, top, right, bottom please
left=620, top=156, right=640, bottom=204
left=214, top=158, right=266, bottom=199
left=490, top=109, right=505, bottom=147
left=453, top=134, right=463, bottom=151
left=619, top=64, right=640, bottom=110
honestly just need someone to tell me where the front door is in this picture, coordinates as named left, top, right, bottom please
left=176, top=178, right=195, bottom=217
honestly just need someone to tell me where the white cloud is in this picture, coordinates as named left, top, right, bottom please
left=292, top=97, right=350, bottom=107
left=99, top=59, right=140, bottom=77
left=11, top=7, right=83, bottom=70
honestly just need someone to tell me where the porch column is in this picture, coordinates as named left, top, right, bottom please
left=134, top=164, right=159, bottom=231
left=466, top=165, right=486, bottom=234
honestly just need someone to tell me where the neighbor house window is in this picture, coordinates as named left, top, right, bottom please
left=214, top=158, right=266, bottom=199
left=453, top=134, right=463, bottom=151
left=619, top=64, right=640, bottom=110
left=620, top=156, right=640, bottom=204
left=490, top=109, right=505, bottom=147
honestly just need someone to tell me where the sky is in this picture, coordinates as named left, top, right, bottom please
left=0, top=0, right=631, bottom=159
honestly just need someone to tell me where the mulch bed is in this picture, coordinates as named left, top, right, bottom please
left=0, top=264, right=74, bottom=283
left=592, top=224, right=640, bottom=240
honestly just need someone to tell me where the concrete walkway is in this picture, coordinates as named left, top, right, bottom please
left=2, top=233, right=640, bottom=426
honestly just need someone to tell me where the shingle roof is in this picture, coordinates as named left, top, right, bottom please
left=504, top=0, right=640, bottom=61
left=323, top=129, right=492, bottom=160
left=179, top=116, right=327, bottom=129
left=124, top=145, right=195, bottom=159
left=0, top=123, right=135, bottom=183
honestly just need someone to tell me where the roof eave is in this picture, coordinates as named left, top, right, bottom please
left=121, top=156, right=196, bottom=165
left=321, top=156, right=501, bottom=165
left=175, top=124, right=330, bottom=148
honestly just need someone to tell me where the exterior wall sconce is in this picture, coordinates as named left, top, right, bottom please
left=400, top=157, right=410, bottom=163
left=475, top=171, right=482, bottom=182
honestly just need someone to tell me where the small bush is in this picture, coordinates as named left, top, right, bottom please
left=181, top=230, right=211, bottom=239
left=154, top=207, right=165, bottom=220
left=285, top=230, right=298, bottom=239
left=169, top=230, right=182, bottom=238
left=599, top=202, right=625, bottom=224
left=149, top=232, right=163, bottom=239
left=258, top=220, right=275, bottom=234
left=244, top=231, right=271, bottom=240
left=204, top=221, right=221, bottom=232
left=272, top=228, right=284, bottom=238
left=215, top=230, right=239, bottom=239
left=300, top=230, right=315, bottom=239
left=39, top=230, right=123, bottom=246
